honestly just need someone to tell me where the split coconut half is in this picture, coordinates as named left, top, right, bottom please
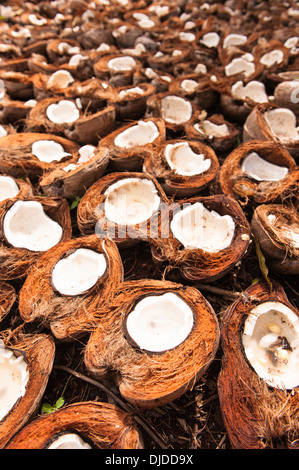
left=149, top=194, right=250, bottom=283
left=99, top=118, right=165, bottom=171
left=0, top=332, right=55, bottom=448
left=19, top=235, right=123, bottom=341
left=219, top=140, right=298, bottom=204
left=143, top=139, right=219, bottom=197
left=0, top=132, right=79, bottom=179
left=84, top=279, right=220, bottom=408
left=77, top=172, right=167, bottom=247
left=6, top=401, right=143, bottom=449
left=146, top=92, right=195, bottom=131
left=218, top=280, right=299, bottom=449
left=251, top=203, right=299, bottom=275
left=0, top=197, right=71, bottom=280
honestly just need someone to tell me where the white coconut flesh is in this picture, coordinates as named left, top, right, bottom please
left=161, top=96, right=193, bottom=124
left=171, top=202, right=235, bottom=252
left=194, top=120, right=230, bottom=138
left=0, top=175, right=19, bottom=202
left=77, top=145, right=96, bottom=163
left=47, top=433, right=92, bottom=449
left=242, top=301, right=299, bottom=389
left=104, top=177, right=161, bottom=225
left=264, top=108, right=299, bottom=142
left=267, top=214, right=299, bottom=249
left=231, top=80, right=268, bottom=103
left=241, top=152, right=289, bottom=181
left=118, top=87, right=144, bottom=99
left=0, top=345, right=29, bottom=421
left=51, top=248, right=107, bottom=296
left=164, top=142, right=211, bottom=176
left=47, top=70, right=74, bottom=89
left=107, top=56, right=136, bottom=72
left=260, top=49, right=284, bottom=67
left=200, top=32, right=220, bottom=48
left=125, top=293, right=194, bottom=352
left=31, top=140, right=71, bottom=163
left=0, top=125, right=7, bottom=138
left=114, top=120, right=159, bottom=148
left=180, top=79, right=198, bottom=93
left=223, top=33, right=247, bottom=48
left=225, top=57, right=256, bottom=78
left=46, top=100, right=80, bottom=124
left=3, top=200, right=63, bottom=252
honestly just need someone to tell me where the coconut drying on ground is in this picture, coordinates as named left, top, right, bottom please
left=0, top=0, right=298, bottom=451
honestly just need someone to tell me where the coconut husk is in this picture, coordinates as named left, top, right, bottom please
left=149, top=194, right=251, bottom=283
left=146, top=91, right=197, bottom=133
left=251, top=203, right=299, bottom=275
left=134, top=67, right=173, bottom=94
left=22, top=40, right=49, bottom=58
left=84, top=279, right=220, bottom=409
left=100, top=117, right=166, bottom=172
left=18, top=235, right=123, bottom=341
left=0, top=175, right=33, bottom=202
left=219, top=140, right=299, bottom=205
left=0, top=196, right=72, bottom=281
left=39, top=145, right=109, bottom=199
left=252, top=39, right=290, bottom=77
left=0, top=71, right=34, bottom=101
left=218, top=280, right=299, bottom=449
left=0, top=98, right=35, bottom=125
left=6, top=401, right=143, bottom=449
left=77, top=172, right=168, bottom=247
left=27, top=53, right=58, bottom=75
left=26, top=96, right=116, bottom=145
left=0, top=282, right=16, bottom=323
left=46, top=38, right=82, bottom=64
left=93, top=54, right=142, bottom=87
left=0, top=330, right=55, bottom=448
left=63, top=77, right=112, bottom=112
left=143, top=139, right=219, bottom=198
left=0, top=132, right=79, bottom=179
left=243, top=102, right=299, bottom=158
left=169, top=73, right=218, bottom=110
left=107, top=82, right=155, bottom=121
left=185, top=113, right=239, bottom=153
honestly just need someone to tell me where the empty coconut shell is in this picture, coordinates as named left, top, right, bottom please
left=19, top=235, right=124, bottom=341
left=84, top=279, right=220, bottom=409
left=6, top=401, right=143, bottom=449
left=0, top=331, right=55, bottom=448
left=218, top=280, right=299, bottom=449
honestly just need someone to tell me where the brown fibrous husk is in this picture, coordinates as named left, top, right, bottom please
left=0, top=282, right=16, bottom=323
left=6, top=401, right=143, bottom=449
left=149, top=194, right=251, bottom=283
left=84, top=279, right=220, bottom=409
left=0, top=196, right=72, bottom=281
left=0, top=330, right=55, bottom=448
left=18, top=235, right=123, bottom=341
left=219, top=139, right=299, bottom=205
left=218, top=280, right=299, bottom=449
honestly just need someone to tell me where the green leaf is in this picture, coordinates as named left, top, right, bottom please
left=55, top=397, right=65, bottom=409
left=41, top=403, right=55, bottom=414
left=70, top=195, right=81, bottom=210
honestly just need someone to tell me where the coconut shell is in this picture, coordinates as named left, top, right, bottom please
left=150, top=194, right=250, bottom=283
left=6, top=401, right=143, bottom=449
left=26, top=97, right=116, bottom=145
left=0, top=132, right=79, bottom=179
left=185, top=113, right=239, bottom=153
left=0, top=331, right=55, bottom=448
left=143, top=139, right=219, bottom=198
left=0, top=175, right=33, bottom=202
left=219, top=140, right=299, bottom=205
left=0, top=98, right=35, bottom=125
left=39, top=145, right=109, bottom=199
left=46, top=38, right=82, bottom=64
left=169, top=73, right=218, bottom=110
left=107, top=82, right=156, bottom=121
left=0, top=196, right=72, bottom=281
left=0, top=71, right=34, bottom=101
left=84, top=279, right=220, bottom=409
left=243, top=103, right=299, bottom=158
left=218, top=280, right=299, bottom=449
left=77, top=172, right=168, bottom=247
left=0, top=282, right=16, bottom=323
left=251, top=203, right=299, bottom=275
left=100, top=117, right=166, bottom=172
left=19, top=235, right=123, bottom=341
left=93, top=54, right=142, bottom=86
